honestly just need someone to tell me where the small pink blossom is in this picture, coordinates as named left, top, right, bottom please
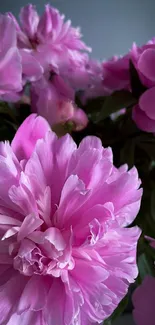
left=0, top=14, right=22, bottom=100
left=0, top=114, right=142, bottom=324
left=133, top=275, right=155, bottom=325
left=31, top=74, right=88, bottom=130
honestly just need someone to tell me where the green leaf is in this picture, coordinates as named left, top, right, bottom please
left=0, top=103, right=17, bottom=123
left=0, top=103, right=18, bottom=141
left=75, top=90, right=84, bottom=109
left=15, top=103, right=31, bottom=124
left=95, top=90, right=136, bottom=122
left=104, top=320, right=112, bottom=325
left=151, top=188, right=155, bottom=221
left=137, top=140, right=155, bottom=160
left=129, top=60, right=147, bottom=99
left=120, top=139, right=135, bottom=168
left=52, top=121, right=74, bottom=137
left=138, top=253, right=155, bottom=281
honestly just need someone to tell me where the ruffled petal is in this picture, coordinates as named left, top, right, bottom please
left=133, top=104, right=155, bottom=132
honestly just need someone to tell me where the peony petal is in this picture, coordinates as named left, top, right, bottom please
left=133, top=276, right=155, bottom=325
left=7, top=311, right=44, bottom=325
left=44, top=227, right=66, bottom=251
left=72, top=108, right=88, bottom=131
left=44, top=279, right=73, bottom=325
left=68, top=148, right=112, bottom=190
left=133, top=104, right=155, bottom=132
left=37, top=4, right=54, bottom=42
left=138, top=48, right=155, bottom=83
left=0, top=47, right=22, bottom=94
left=0, top=274, right=26, bottom=323
left=0, top=15, right=16, bottom=51
left=56, top=175, right=90, bottom=228
left=17, top=275, right=50, bottom=314
left=139, top=87, right=155, bottom=119
left=20, top=5, right=39, bottom=39
left=11, top=114, right=50, bottom=161
left=0, top=215, right=21, bottom=226
left=17, top=214, right=43, bottom=241
left=20, top=49, right=43, bottom=82
left=33, top=131, right=76, bottom=215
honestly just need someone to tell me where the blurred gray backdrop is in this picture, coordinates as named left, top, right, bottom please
left=0, top=0, right=155, bottom=60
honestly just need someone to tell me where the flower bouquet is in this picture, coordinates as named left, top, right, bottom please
left=0, top=4, right=154, bottom=325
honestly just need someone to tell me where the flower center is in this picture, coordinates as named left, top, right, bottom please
left=9, top=227, right=74, bottom=277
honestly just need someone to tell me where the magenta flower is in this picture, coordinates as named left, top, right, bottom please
left=9, top=4, right=91, bottom=79
left=0, top=14, right=22, bottom=100
left=133, top=276, right=155, bottom=325
left=0, top=114, right=142, bottom=324
left=132, top=89, right=155, bottom=132
left=102, top=54, right=130, bottom=94
left=31, top=74, right=88, bottom=130
left=130, top=41, right=155, bottom=88
left=131, top=41, right=155, bottom=132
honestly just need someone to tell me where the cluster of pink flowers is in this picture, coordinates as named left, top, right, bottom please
left=0, top=5, right=94, bottom=129
left=3, top=4, right=155, bottom=325
left=83, top=40, right=155, bottom=132
left=2, top=4, right=155, bottom=133
left=0, top=114, right=142, bottom=325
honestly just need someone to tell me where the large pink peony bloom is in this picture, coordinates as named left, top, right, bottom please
left=0, top=14, right=22, bottom=101
left=31, top=74, right=88, bottom=130
left=0, top=114, right=142, bottom=324
left=9, top=4, right=91, bottom=79
left=132, top=275, right=155, bottom=325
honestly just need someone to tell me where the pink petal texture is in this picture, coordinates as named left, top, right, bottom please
left=0, top=15, right=22, bottom=99
left=133, top=276, right=155, bottom=325
left=0, top=114, right=142, bottom=325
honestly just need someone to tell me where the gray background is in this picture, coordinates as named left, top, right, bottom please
left=1, top=0, right=150, bottom=324
left=0, top=0, right=155, bottom=60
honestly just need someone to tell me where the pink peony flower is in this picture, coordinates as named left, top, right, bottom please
left=31, top=74, right=88, bottom=130
left=130, top=41, right=155, bottom=132
left=102, top=54, right=130, bottom=94
left=9, top=4, right=91, bottom=80
left=132, top=275, right=155, bottom=325
left=132, top=89, right=155, bottom=132
left=0, top=14, right=22, bottom=100
left=0, top=114, right=142, bottom=324
left=130, top=41, right=155, bottom=89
